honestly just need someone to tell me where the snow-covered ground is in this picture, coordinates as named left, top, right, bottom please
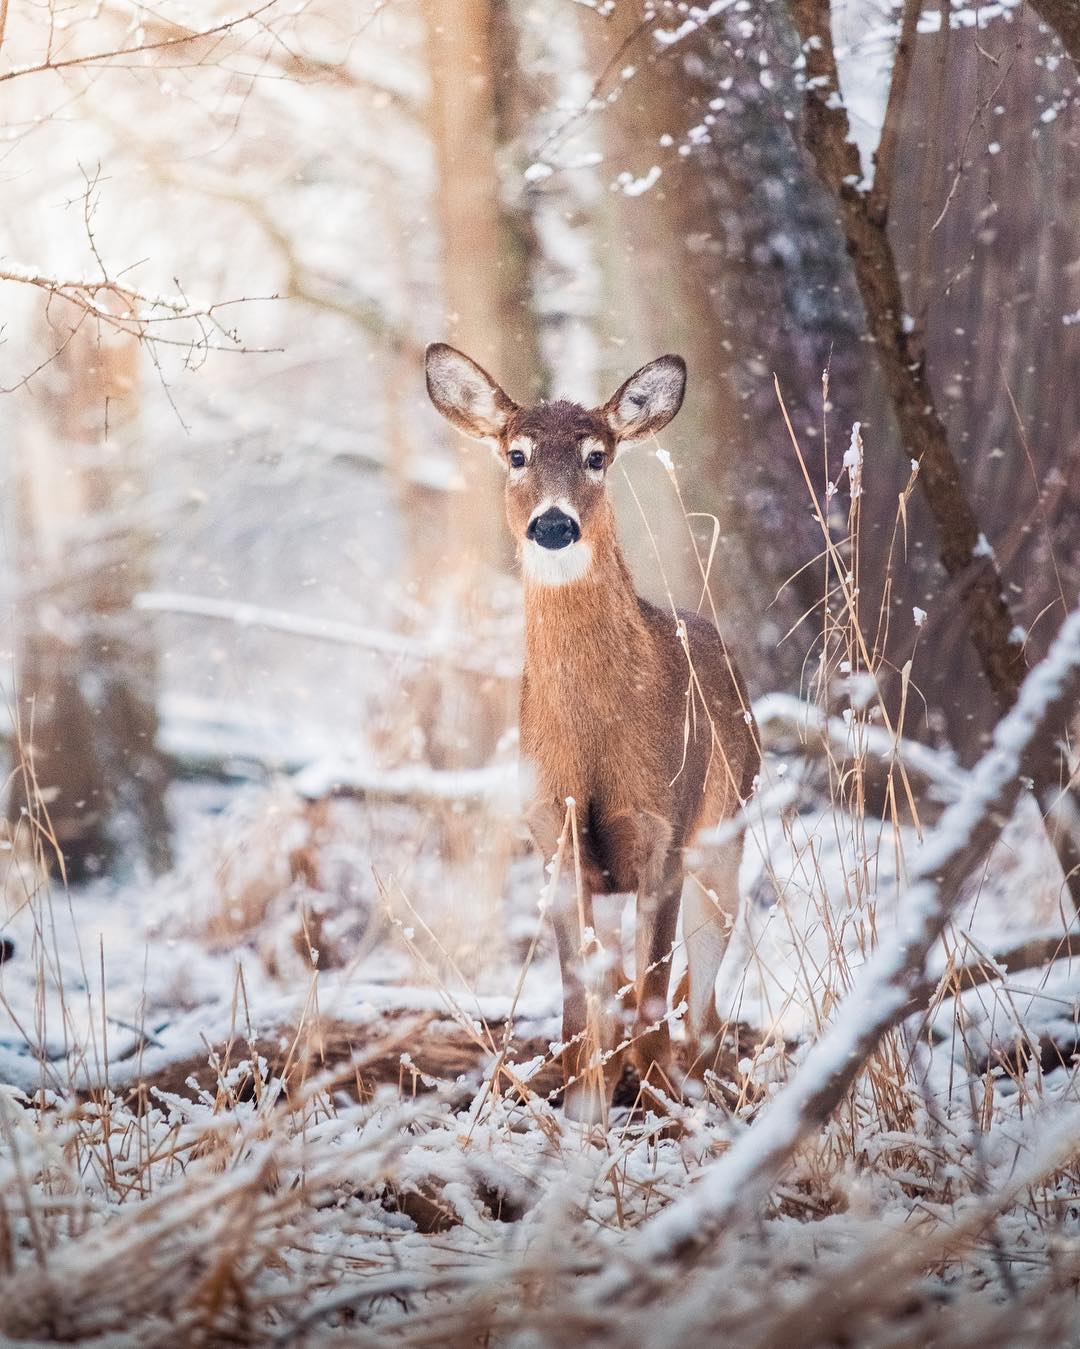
left=2, top=715, right=1078, bottom=1342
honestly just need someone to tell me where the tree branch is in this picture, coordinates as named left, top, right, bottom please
left=0, top=271, right=278, bottom=385
left=0, top=1, right=285, bottom=85
left=602, top=600, right=1080, bottom=1284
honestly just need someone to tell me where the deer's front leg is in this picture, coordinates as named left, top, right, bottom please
left=527, top=799, right=620, bottom=1123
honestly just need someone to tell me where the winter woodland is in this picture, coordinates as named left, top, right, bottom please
left=1, top=0, right=1080, bottom=1343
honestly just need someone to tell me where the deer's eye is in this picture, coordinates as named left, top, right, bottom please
left=508, top=449, right=527, bottom=469
left=585, top=450, right=606, bottom=472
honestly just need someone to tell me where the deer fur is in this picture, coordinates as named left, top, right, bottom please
left=425, top=343, right=759, bottom=1121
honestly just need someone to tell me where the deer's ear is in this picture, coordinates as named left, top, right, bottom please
left=425, top=343, right=517, bottom=443
left=602, top=355, right=686, bottom=444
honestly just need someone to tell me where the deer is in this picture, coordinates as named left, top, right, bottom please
left=425, top=343, right=759, bottom=1121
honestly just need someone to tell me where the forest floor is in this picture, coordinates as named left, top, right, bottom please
left=1, top=743, right=1079, bottom=1345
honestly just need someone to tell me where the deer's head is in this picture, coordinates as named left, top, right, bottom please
left=425, top=344, right=686, bottom=585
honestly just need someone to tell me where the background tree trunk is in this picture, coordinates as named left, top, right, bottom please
left=581, top=2, right=770, bottom=671
left=6, top=295, right=171, bottom=881
left=402, top=0, right=538, bottom=771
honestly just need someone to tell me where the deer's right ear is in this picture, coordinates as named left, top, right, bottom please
left=425, top=343, right=517, bottom=447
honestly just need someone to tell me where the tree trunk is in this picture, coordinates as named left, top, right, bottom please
left=1027, top=0, right=1080, bottom=67
left=580, top=2, right=770, bottom=662
left=403, top=0, right=541, bottom=772
left=6, top=295, right=171, bottom=881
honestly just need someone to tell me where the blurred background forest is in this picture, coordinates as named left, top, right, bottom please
left=1, top=0, right=1078, bottom=894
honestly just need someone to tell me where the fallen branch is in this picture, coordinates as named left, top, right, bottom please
left=754, top=690, right=964, bottom=802
left=134, top=592, right=515, bottom=677
left=603, top=600, right=1080, bottom=1285
left=292, top=757, right=517, bottom=809
left=902, top=929, right=1080, bottom=1018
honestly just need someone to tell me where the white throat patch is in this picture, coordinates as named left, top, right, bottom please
left=521, top=539, right=593, bottom=587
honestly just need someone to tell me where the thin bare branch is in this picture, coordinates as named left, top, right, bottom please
left=0, top=1, right=285, bottom=86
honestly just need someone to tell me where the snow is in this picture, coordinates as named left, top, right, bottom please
left=3, top=664, right=1078, bottom=1336
left=1, top=0, right=1078, bottom=1337
left=843, top=419, right=864, bottom=498
left=613, top=164, right=662, bottom=197
left=916, top=0, right=1023, bottom=34
left=654, top=0, right=741, bottom=49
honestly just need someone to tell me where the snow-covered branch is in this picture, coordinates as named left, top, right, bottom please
left=607, top=602, right=1080, bottom=1282
left=292, top=757, right=517, bottom=810
left=754, top=689, right=965, bottom=800
left=134, top=592, right=515, bottom=678
left=0, top=269, right=275, bottom=368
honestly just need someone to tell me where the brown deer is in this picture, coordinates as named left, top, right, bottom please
left=425, top=343, right=759, bottom=1120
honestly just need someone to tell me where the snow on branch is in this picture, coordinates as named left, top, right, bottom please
left=606, top=601, right=1080, bottom=1283
left=901, top=929, right=1080, bottom=1019
left=0, top=269, right=276, bottom=368
left=133, top=592, right=515, bottom=678
left=754, top=689, right=964, bottom=800
left=292, top=758, right=516, bottom=810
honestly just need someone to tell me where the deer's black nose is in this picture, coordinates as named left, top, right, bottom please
left=527, top=508, right=580, bottom=551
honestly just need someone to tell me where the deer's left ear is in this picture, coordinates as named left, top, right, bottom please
left=601, top=355, right=686, bottom=444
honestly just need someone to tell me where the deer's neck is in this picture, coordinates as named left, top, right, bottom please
left=521, top=512, right=650, bottom=684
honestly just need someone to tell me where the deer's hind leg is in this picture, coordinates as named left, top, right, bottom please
left=628, top=813, right=682, bottom=1095
left=681, top=833, right=743, bottom=1079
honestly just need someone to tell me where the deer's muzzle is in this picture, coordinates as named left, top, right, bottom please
left=527, top=507, right=581, bottom=551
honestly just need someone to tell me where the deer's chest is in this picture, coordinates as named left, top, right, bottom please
left=519, top=657, right=669, bottom=811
